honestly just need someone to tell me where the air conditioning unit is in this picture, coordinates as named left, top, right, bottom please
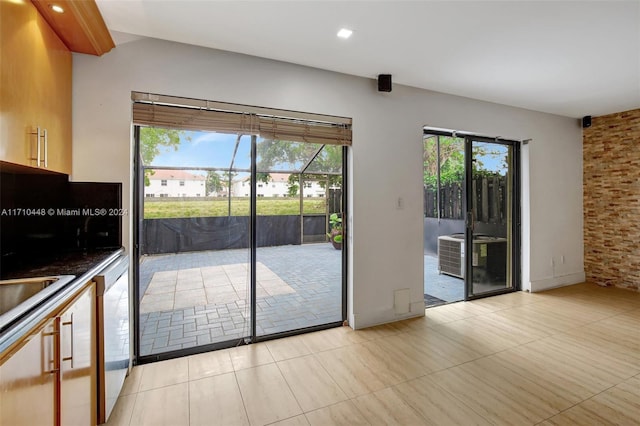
left=438, top=234, right=509, bottom=281
left=438, top=235, right=464, bottom=278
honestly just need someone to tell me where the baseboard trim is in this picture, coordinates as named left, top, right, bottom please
left=530, top=271, right=586, bottom=292
left=350, top=300, right=425, bottom=330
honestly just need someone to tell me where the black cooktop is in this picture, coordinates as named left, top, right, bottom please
left=0, top=249, right=121, bottom=280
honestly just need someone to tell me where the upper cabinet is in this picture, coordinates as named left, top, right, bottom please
left=0, top=0, right=114, bottom=175
left=31, top=0, right=115, bottom=57
left=1, top=0, right=72, bottom=174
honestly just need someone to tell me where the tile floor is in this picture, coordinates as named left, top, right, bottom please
left=423, top=255, right=463, bottom=304
left=108, top=282, right=640, bottom=426
left=140, top=262, right=293, bottom=313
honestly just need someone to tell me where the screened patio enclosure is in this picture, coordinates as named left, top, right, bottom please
left=133, top=94, right=350, bottom=360
left=141, top=139, right=343, bottom=255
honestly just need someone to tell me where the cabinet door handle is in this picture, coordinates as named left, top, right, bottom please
left=62, top=313, right=74, bottom=368
left=43, top=128, right=48, bottom=168
left=42, top=327, right=59, bottom=374
left=30, top=127, right=42, bottom=166
left=37, top=127, right=42, bottom=167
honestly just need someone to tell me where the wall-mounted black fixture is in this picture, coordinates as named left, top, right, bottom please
left=582, top=115, right=592, bottom=128
left=378, top=74, right=392, bottom=92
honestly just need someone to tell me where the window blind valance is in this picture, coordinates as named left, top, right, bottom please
left=131, top=93, right=352, bottom=146
left=132, top=103, right=258, bottom=134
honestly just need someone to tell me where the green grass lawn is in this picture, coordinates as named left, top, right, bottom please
left=144, top=197, right=327, bottom=219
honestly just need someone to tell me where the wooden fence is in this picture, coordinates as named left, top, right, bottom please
left=327, top=188, right=342, bottom=214
left=424, top=176, right=507, bottom=224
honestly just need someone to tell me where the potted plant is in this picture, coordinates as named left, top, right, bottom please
left=327, top=213, right=343, bottom=250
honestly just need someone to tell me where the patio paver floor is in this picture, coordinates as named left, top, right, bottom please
left=139, top=244, right=343, bottom=356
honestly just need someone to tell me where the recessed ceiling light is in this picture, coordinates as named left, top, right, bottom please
left=337, top=28, right=353, bottom=39
left=49, top=4, right=64, bottom=13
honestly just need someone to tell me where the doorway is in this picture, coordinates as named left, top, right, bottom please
left=131, top=97, right=350, bottom=363
left=423, top=130, right=520, bottom=305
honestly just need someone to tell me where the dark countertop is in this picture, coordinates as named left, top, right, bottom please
left=0, top=247, right=126, bottom=353
left=1, top=248, right=121, bottom=280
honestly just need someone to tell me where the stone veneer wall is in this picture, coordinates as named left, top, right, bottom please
left=583, top=109, right=640, bottom=291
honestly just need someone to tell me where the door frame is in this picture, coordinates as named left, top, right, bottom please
left=132, top=127, right=348, bottom=363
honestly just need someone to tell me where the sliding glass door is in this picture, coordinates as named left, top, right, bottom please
left=465, top=137, right=519, bottom=299
left=132, top=96, right=350, bottom=362
left=423, top=129, right=520, bottom=305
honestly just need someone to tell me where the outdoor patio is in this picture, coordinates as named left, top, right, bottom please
left=138, top=244, right=464, bottom=356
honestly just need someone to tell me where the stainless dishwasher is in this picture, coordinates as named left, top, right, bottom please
left=94, top=254, right=130, bottom=424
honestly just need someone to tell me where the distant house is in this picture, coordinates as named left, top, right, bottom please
left=146, top=169, right=206, bottom=197
left=232, top=172, right=326, bottom=197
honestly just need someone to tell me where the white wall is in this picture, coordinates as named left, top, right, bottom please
left=73, top=37, right=584, bottom=328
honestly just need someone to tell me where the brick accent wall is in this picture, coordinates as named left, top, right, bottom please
left=583, top=109, right=640, bottom=291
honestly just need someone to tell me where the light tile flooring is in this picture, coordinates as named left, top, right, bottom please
left=108, top=283, right=640, bottom=426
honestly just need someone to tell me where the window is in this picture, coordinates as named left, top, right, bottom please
left=258, top=184, right=263, bottom=188
left=179, top=180, right=185, bottom=186
left=160, top=194, right=168, bottom=198
left=161, top=180, right=167, bottom=186
left=145, top=194, right=155, bottom=198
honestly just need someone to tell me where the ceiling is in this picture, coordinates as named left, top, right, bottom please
left=96, top=0, right=640, bottom=118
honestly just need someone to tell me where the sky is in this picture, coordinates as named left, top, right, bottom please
left=151, top=131, right=252, bottom=171
left=153, top=131, right=508, bottom=178
left=149, top=130, right=329, bottom=175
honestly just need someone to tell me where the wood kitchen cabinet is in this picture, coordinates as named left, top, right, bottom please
left=0, top=317, right=57, bottom=425
left=0, top=282, right=97, bottom=426
left=0, top=0, right=72, bottom=174
left=60, top=281, right=97, bottom=426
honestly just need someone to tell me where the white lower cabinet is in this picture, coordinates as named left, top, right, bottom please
left=0, top=282, right=97, bottom=426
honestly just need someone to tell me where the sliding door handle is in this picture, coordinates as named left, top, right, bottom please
left=466, top=211, right=475, bottom=230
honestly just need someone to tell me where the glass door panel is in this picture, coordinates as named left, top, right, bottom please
left=466, top=139, right=515, bottom=298
left=422, top=133, right=466, bottom=307
left=254, top=139, right=344, bottom=337
left=137, top=129, right=252, bottom=358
